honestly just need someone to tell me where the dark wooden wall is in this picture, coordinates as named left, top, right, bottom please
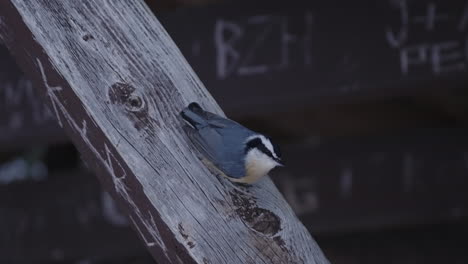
left=1, top=0, right=468, bottom=263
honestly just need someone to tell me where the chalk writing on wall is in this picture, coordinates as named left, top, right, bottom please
left=0, top=75, right=54, bottom=133
left=213, top=12, right=313, bottom=79
left=386, top=0, right=468, bottom=75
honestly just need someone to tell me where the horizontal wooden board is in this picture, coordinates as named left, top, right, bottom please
left=1, top=128, right=467, bottom=262
left=1, top=0, right=468, bottom=148
left=317, top=222, right=468, bottom=264
left=65, top=222, right=468, bottom=264
left=160, top=0, right=468, bottom=114
left=0, top=171, right=145, bottom=264
left=273, top=128, right=468, bottom=233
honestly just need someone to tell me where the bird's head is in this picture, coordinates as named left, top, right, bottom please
left=244, top=135, right=283, bottom=180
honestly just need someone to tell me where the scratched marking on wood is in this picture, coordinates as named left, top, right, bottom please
left=0, top=1, right=328, bottom=263
left=161, top=0, right=468, bottom=113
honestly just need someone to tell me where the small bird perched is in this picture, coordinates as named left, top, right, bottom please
left=180, top=102, right=283, bottom=184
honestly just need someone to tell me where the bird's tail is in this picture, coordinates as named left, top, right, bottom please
left=180, top=102, right=207, bottom=129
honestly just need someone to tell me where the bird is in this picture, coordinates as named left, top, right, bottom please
left=180, top=102, right=283, bottom=184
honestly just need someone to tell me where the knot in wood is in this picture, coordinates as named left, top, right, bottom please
left=82, top=33, right=94, bottom=41
left=108, top=82, right=151, bottom=131
left=108, top=82, right=146, bottom=113
left=125, top=94, right=144, bottom=112
left=231, top=190, right=281, bottom=236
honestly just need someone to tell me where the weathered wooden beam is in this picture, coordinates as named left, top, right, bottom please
left=0, top=1, right=328, bottom=264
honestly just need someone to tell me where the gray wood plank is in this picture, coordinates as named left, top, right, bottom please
left=0, top=1, right=328, bottom=263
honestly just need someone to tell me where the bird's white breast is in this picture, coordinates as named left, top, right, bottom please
left=239, top=148, right=278, bottom=183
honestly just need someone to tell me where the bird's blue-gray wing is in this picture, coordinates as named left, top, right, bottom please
left=181, top=103, right=255, bottom=178
left=187, top=125, right=253, bottom=178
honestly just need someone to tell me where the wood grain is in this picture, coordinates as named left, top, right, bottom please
left=0, top=1, right=328, bottom=263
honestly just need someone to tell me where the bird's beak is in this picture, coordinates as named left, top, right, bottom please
left=273, top=157, right=284, bottom=167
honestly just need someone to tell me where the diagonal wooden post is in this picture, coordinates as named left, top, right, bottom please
left=0, top=1, right=329, bottom=263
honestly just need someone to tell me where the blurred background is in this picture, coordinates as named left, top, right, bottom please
left=1, top=0, right=468, bottom=263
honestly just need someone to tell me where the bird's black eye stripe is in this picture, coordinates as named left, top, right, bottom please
left=245, top=137, right=277, bottom=159
left=245, top=138, right=262, bottom=153
left=265, top=135, right=282, bottom=158
left=258, top=144, right=274, bottom=159
left=272, top=142, right=282, bottom=158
